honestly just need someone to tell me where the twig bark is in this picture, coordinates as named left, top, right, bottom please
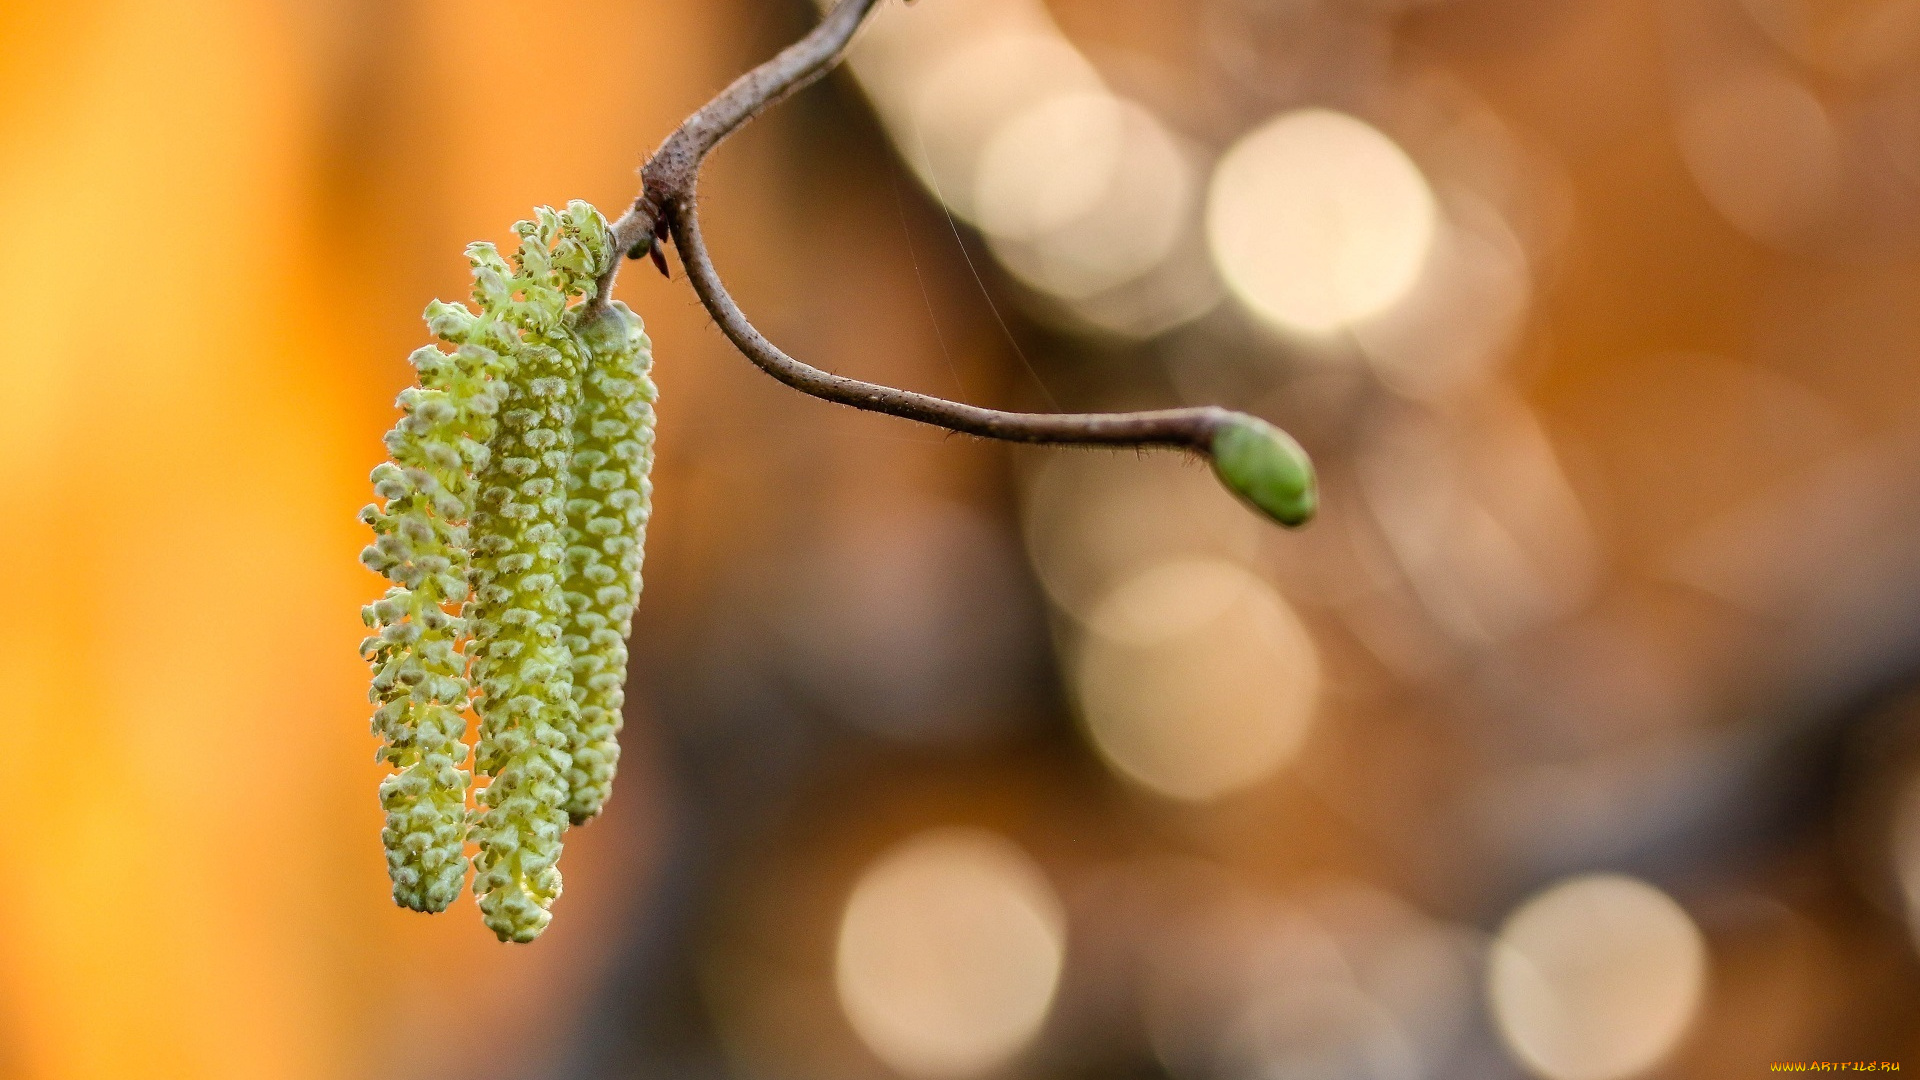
left=590, top=0, right=1313, bottom=519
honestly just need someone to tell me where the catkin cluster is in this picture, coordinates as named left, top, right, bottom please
left=360, top=201, right=657, bottom=942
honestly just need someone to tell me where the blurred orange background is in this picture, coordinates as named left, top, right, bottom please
left=4, top=1, right=1920, bottom=1078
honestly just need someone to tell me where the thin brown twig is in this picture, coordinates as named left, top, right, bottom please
left=672, top=197, right=1233, bottom=449
left=588, top=0, right=1308, bottom=498
left=592, top=0, right=884, bottom=304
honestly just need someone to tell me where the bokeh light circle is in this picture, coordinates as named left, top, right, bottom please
left=903, top=33, right=1105, bottom=222
left=974, top=91, right=1127, bottom=241
left=1207, top=108, right=1437, bottom=334
left=984, top=95, right=1195, bottom=301
left=1488, top=874, right=1708, bottom=1080
left=836, top=828, right=1067, bottom=1079
left=1073, top=558, right=1320, bottom=801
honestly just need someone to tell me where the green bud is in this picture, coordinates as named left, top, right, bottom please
left=1209, top=413, right=1316, bottom=528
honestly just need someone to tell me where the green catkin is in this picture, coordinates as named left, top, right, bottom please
left=560, top=301, right=657, bottom=823
left=465, top=203, right=617, bottom=943
left=359, top=299, right=512, bottom=912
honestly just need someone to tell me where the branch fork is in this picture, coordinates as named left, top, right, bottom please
left=592, top=0, right=1316, bottom=527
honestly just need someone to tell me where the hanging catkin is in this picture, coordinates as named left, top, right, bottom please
left=464, top=204, right=615, bottom=943
left=359, top=286, right=517, bottom=911
left=560, top=301, right=657, bottom=823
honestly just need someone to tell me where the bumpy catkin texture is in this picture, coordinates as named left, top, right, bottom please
left=466, top=203, right=615, bottom=943
left=560, top=302, right=656, bottom=823
left=359, top=305, right=513, bottom=911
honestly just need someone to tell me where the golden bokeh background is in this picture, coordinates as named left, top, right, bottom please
left=4, top=0, right=1920, bottom=1077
